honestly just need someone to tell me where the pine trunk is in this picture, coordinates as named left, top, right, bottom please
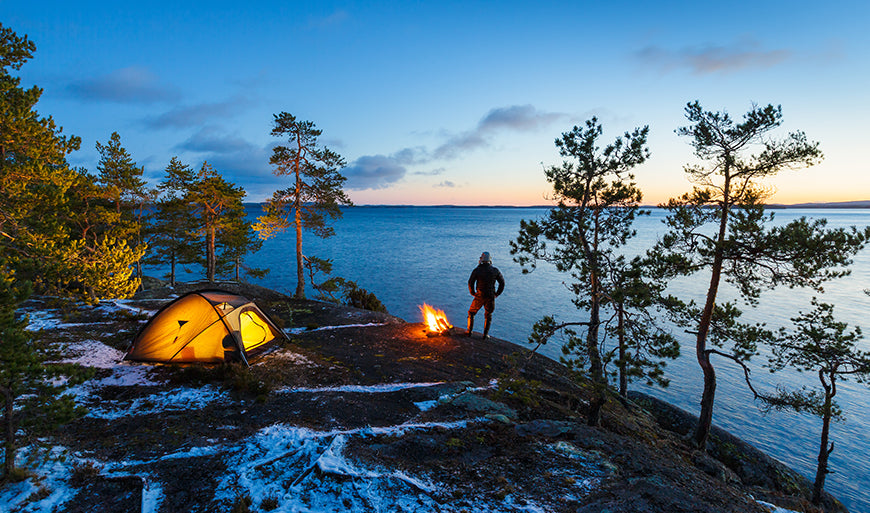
left=693, top=176, right=731, bottom=449
left=812, top=381, right=835, bottom=504
left=585, top=274, right=605, bottom=426
left=693, top=248, right=724, bottom=448
left=294, top=160, right=305, bottom=299
left=207, top=225, right=216, bottom=283
left=294, top=207, right=304, bottom=299
left=169, top=253, right=176, bottom=287
left=618, top=307, right=627, bottom=398
left=3, top=386, right=14, bottom=477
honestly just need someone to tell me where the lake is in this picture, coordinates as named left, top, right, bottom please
left=149, top=206, right=870, bottom=511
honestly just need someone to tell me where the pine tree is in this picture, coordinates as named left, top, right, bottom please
left=0, top=23, right=141, bottom=301
left=0, top=23, right=81, bottom=272
left=95, top=131, right=149, bottom=280
left=510, top=118, right=673, bottom=425
left=0, top=266, right=35, bottom=478
left=650, top=101, right=870, bottom=448
left=216, top=207, right=267, bottom=282
left=254, top=112, right=352, bottom=299
left=188, top=162, right=247, bottom=283
left=0, top=265, right=87, bottom=479
left=760, top=300, right=870, bottom=505
left=145, top=157, right=199, bottom=286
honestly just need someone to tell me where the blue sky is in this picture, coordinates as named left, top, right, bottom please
left=4, top=0, right=869, bottom=205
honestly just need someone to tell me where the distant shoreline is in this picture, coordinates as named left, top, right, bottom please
left=244, top=200, right=870, bottom=209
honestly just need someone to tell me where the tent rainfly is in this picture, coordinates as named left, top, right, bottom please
left=125, top=290, right=286, bottom=364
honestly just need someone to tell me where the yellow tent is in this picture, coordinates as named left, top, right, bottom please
left=125, top=290, right=285, bottom=364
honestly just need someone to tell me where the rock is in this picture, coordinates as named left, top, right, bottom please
left=515, top=419, right=575, bottom=438
left=485, top=413, right=513, bottom=425
left=692, top=451, right=741, bottom=484
left=444, top=391, right=517, bottom=419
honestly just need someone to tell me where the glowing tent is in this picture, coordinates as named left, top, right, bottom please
left=125, top=290, right=286, bottom=364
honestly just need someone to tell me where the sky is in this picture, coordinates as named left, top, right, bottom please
left=4, top=0, right=869, bottom=205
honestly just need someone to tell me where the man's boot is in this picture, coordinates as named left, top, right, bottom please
left=482, top=317, right=491, bottom=340
left=466, top=315, right=474, bottom=337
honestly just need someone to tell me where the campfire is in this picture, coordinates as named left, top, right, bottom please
left=419, top=303, right=453, bottom=336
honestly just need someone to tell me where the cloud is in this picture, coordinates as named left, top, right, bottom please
left=308, top=9, right=349, bottom=29
left=176, top=126, right=256, bottom=154
left=143, top=97, right=250, bottom=129
left=391, top=146, right=429, bottom=165
left=478, top=105, right=564, bottom=132
left=67, top=66, right=179, bottom=103
left=434, top=180, right=456, bottom=188
left=161, top=127, right=277, bottom=198
left=433, top=104, right=566, bottom=160
left=343, top=154, right=407, bottom=190
left=635, top=41, right=791, bottom=75
left=413, top=167, right=445, bottom=176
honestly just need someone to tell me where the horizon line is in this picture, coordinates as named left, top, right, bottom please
left=242, top=199, right=870, bottom=208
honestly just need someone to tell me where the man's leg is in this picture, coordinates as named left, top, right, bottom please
left=467, top=297, right=483, bottom=337
left=482, top=300, right=494, bottom=340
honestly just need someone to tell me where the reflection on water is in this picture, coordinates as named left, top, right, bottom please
left=147, top=206, right=870, bottom=511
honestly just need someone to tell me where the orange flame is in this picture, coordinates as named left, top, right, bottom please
left=420, top=303, right=453, bottom=333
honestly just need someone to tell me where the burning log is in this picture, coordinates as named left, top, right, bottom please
left=420, top=303, right=453, bottom=336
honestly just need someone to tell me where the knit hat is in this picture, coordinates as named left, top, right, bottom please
left=479, top=251, right=492, bottom=264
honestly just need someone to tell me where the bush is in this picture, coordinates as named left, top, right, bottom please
left=342, top=282, right=387, bottom=313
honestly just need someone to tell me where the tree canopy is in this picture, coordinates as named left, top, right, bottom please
left=650, top=101, right=869, bottom=448
left=255, top=112, right=351, bottom=299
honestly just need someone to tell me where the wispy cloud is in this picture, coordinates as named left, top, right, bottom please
left=164, top=127, right=276, bottom=198
left=143, top=97, right=250, bottom=129
left=413, top=167, right=445, bottom=176
left=67, top=66, right=179, bottom=103
left=176, top=126, right=255, bottom=154
left=338, top=105, right=564, bottom=192
left=308, top=9, right=349, bottom=29
left=433, top=104, right=566, bottom=160
left=635, top=41, right=791, bottom=75
left=343, top=154, right=407, bottom=190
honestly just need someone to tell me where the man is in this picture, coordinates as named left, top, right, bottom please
left=467, top=251, right=505, bottom=339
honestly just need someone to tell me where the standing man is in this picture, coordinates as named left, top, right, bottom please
left=467, top=251, right=505, bottom=339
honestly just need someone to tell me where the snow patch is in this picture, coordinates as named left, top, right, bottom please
left=281, top=381, right=445, bottom=394
left=85, top=386, right=224, bottom=419
left=414, top=400, right=438, bottom=411
left=55, top=339, right=126, bottom=369
left=23, top=309, right=66, bottom=332
left=0, top=446, right=76, bottom=512
left=757, top=500, right=801, bottom=513
left=255, top=350, right=314, bottom=366
left=285, top=322, right=388, bottom=335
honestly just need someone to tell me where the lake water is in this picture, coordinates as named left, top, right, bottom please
left=149, top=206, right=870, bottom=511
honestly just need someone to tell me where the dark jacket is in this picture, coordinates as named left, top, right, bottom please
left=468, top=263, right=505, bottom=299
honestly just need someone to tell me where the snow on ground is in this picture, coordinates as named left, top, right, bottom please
left=280, top=381, right=446, bottom=394
left=1, top=445, right=165, bottom=513
left=215, top=420, right=484, bottom=512
left=50, top=337, right=166, bottom=406
left=254, top=350, right=314, bottom=366
left=285, top=322, right=389, bottom=335
left=21, top=298, right=155, bottom=333
left=22, top=309, right=73, bottom=332
left=0, top=446, right=77, bottom=513
left=756, top=500, right=800, bottom=513
left=99, top=299, right=158, bottom=318
left=85, top=385, right=225, bottom=420
left=55, top=339, right=127, bottom=369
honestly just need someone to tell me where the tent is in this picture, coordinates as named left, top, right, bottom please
left=125, top=290, right=286, bottom=364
